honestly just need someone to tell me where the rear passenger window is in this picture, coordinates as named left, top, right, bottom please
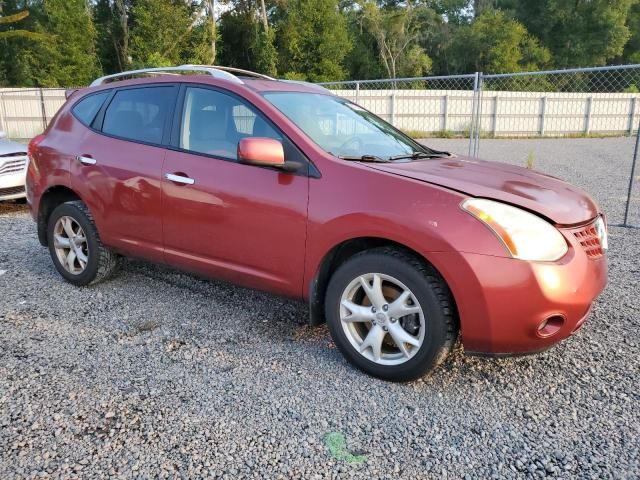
left=72, top=91, right=110, bottom=126
left=102, top=87, right=174, bottom=144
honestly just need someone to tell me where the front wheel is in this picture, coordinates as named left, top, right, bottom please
left=325, top=248, right=457, bottom=382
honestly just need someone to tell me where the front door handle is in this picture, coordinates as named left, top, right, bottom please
left=165, top=173, right=195, bottom=185
left=76, top=155, right=96, bottom=165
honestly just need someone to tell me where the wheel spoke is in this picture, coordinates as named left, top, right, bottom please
left=359, top=274, right=386, bottom=309
left=66, top=250, right=77, bottom=272
left=359, top=325, right=386, bottom=361
left=341, top=300, right=375, bottom=323
left=388, top=290, right=420, bottom=318
left=76, top=249, right=88, bottom=266
left=61, top=217, right=76, bottom=239
left=388, top=322, right=420, bottom=358
left=53, top=234, right=71, bottom=249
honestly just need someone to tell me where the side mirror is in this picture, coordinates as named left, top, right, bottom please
left=238, top=137, right=286, bottom=168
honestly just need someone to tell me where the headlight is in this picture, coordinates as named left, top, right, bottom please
left=594, top=216, right=608, bottom=251
left=462, top=198, right=568, bottom=261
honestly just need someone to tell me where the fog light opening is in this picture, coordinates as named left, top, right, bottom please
left=537, top=315, right=565, bottom=338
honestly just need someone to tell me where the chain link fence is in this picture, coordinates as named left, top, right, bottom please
left=320, top=65, right=640, bottom=227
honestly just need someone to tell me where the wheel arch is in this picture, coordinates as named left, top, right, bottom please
left=307, top=236, right=459, bottom=327
left=37, top=185, right=82, bottom=246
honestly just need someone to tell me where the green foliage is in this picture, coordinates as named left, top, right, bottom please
left=252, top=27, right=278, bottom=77
left=1, top=0, right=100, bottom=87
left=502, top=0, right=635, bottom=68
left=129, top=0, right=193, bottom=67
left=361, top=1, right=433, bottom=79
left=446, top=9, right=551, bottom=74
left=276, top=0, right=352, bottom=82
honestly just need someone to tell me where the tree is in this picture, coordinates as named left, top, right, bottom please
left=276, top=0, right=352, bottom=82
left=445, top=9, right=550, bottom=74
left=0, top=7, right=44, bottom=41
left=4, top=0, right=100, bottom=87
left=622, top=1, right=640, bottom=64
left=128, top=0, right=215, bottom=67
left=502, top=0, right=635, bottom=68
left=361, top=1, right=433, bottom=79
left=94, top=0, right=131, bottom=74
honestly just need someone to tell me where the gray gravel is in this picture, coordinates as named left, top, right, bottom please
left=1, top=138, right=639, bottom=479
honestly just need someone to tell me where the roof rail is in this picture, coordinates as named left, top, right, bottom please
left=89, top=65, right=251, bottom=87
left=181, top=65, right=275, bottom=81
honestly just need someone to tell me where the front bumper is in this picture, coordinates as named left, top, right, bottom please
left=0, top=156, right=28, bottom=200
left=429, top=227, right=608, bottom=354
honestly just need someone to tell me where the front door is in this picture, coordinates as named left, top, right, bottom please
left=161, top=86, right=309, bottom=297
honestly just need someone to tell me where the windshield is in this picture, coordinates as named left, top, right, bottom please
left=263, top=92, right=437, bottom=160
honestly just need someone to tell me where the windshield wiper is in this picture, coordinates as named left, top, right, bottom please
left=390, top=151, right=450, bottom=161
left=337, top=154, right=391, bottom=163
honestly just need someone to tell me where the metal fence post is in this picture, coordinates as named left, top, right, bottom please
left=473, top=72, right=484, bottom=157
left=39, top=88, right=47, bottom=131
left=390, top=92, right=396, bottom=126
left=0, top=93, right=5, bottom=134
left=355, top=82, right=360, bottom=104
left=469, top=71, right=480, bottom=156
left=492, top=95, right=499, bottom=136
left=623, top=115, right=640, bottom=226
left=585, top=96, right=593, bottom=135
left=443, top=94, right=449, bottom=132
left=629, top=97, right=637, bottom=136
left=540, top=96, right=547, bottom=136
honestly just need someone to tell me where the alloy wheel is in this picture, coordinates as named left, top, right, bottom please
left=53, top=216, right=89, bottom=275
left=339, top=273, right=425, bottom=365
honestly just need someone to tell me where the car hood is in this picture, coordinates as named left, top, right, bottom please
left=367, top=155, right=599, bottom=225
left=0, top=139, right=27, bottom=156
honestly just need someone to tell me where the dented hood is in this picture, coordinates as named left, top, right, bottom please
left=367, top=156, right=599, bottom=225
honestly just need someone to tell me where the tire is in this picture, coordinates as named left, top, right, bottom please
left=325, top=247, right=457, bottom=382
left=47, top=200, right=119, bottom=286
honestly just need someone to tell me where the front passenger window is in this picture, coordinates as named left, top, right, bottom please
left=180, top=87, right=281, bottom=160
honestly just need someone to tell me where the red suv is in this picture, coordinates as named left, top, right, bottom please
left=26, top=66, right=608, bottom=381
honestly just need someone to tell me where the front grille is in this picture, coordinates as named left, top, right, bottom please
left=0, top=156, right=28, bottom=176
left=0, top=185, right=25, bottom=197
left=572, top=222, right=604, bottom=259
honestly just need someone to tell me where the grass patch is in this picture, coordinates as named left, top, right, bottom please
left=324, top=432, right=367, bottom=464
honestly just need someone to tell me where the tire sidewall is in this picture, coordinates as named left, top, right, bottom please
left=325, top=251, right=449, bottom=381
left=47, top=202, right=100, bottom=286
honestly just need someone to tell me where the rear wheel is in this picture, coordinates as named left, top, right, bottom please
left=47, top=201, right=119, bottom=286
left=325, top=248, right=457, bottom=382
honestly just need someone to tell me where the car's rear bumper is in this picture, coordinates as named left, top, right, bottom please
left=429, top=234, right=607, bottom=354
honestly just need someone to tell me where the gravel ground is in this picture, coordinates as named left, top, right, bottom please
left=1, top=138, right=639, bottom=479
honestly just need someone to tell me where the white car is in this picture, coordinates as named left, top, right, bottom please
left=0, top=130, right=28, bottom=201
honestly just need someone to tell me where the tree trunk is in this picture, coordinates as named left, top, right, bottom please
left=259, top=0, right=268, bottom=33
left=209, top=0, right=216, bottom=63
left=114, top=0, right=128, bottom=68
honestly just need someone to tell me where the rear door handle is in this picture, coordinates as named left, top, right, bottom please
left=76, top=155, right=96, bottom=165
left=165, top=173, right=195, bottom=185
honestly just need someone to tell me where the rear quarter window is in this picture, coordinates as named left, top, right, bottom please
left=72, top=91, right=110, bottom=126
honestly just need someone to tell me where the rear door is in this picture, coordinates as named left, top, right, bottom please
left=70, top=85, right=178, bottom=261
left=161, top=85, right=310, bottom=297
